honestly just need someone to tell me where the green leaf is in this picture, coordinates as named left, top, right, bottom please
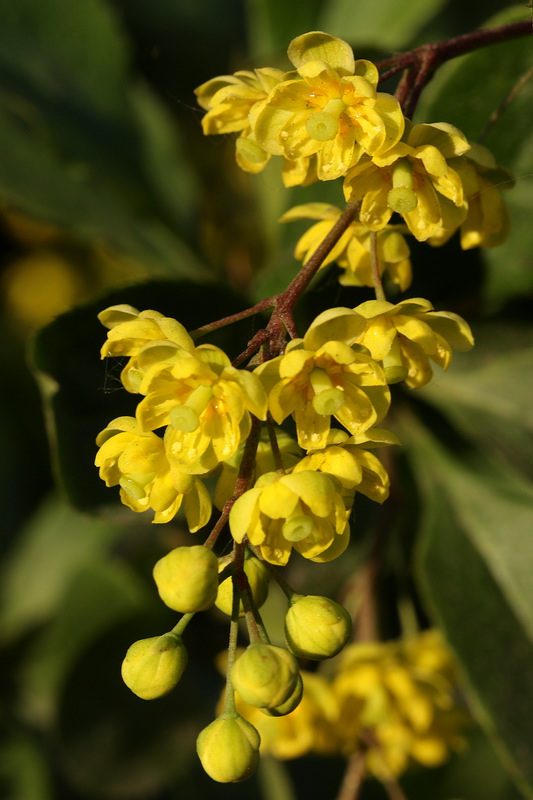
left=19, top=558, right=152, bottom=725
left=245, top=0, right=325, bottom=58
left=401, top=414, right=533, bottom=798
left=0, top=733, right=54, bottom=800
left=0, top=0, right=207, bottom=277
left=319, top=0, right=448, bottom=50
left=0, top=495, right=122, bottom=642
left=417, top=322, right=533, bottom=479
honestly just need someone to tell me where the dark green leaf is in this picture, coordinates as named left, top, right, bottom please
left=401, top=414, right=533, bottom=798
left=417, top=322, right=533, bottom=479
left=0, top=0, right=207, bottom=276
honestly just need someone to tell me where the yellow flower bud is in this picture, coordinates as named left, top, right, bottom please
left=285, top=595, right=352, bottom=660
left=153, top=546, right=218, bottom=613
left=196, top=714, right=260, bottom=783
left=216, top=555, right=271, bottom=617
left=232, top=643, right=300, bottom=709
left=261, top=672, right=304, bottom=717
left=121, top=633, right=187, bottom=700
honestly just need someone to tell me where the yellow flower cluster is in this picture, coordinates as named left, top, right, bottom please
left=95, top=304, right=268, bottom=527
left=235, top=630, right=468, bottom=778
left=197, top=32, right=512, bottom=288
left=95, top=300, right=471, bottom=558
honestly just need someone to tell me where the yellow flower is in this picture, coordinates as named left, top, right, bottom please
left=194, top=68, right=318, bottom=186
left=253, top=32, right=404, bottom=181
left=349, top=298, right=474, bottom=388
left=293, top=428, right=398, bottom=505
left=430, top=142, right=514, bottom=249
left=280, top=202, right=412, bottom=290
left=343, top=122, right=470, bottom=241
left=229, top=470, right=349, bottom=565
left=255, top=322, right=390, bottom=451
left=135, top=345, right=267, bottom=473
left=332, top=631, right=468, bottom=779
left=98, top=304, right=195, bottom=392
left=95, top=417, right=212, bottom=527
left=234, top=671, right=341, bottom=759
left=195, top=68, right=285, bottom=175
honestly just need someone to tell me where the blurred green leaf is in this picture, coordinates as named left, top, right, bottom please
left=402, top=415, right=533, bottom=798
left=319, top=0, right=448, bottom=50
left=0, top=0, right=208, bottom=277
left=20, top=559, right=152, bottom=724
left=0, top=733, right=53, bottom=800
left=0, top=496, right=122, bottom=642
left=245, top=0, right=325, bottom=58
left=416, top=6, right=533, bottom=306
left=417, top=322, right=533, bottom=478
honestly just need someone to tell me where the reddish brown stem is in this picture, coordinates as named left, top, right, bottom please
left=378, top=19, right=532, bottom=117
left=203, top=416, right=262, bottom=548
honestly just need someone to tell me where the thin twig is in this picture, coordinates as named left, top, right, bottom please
left=335, top=751, right=367, bottom=800
left=478, top=62, right=533, bottom=141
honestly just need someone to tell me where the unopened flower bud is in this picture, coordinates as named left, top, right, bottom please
left=216, top=555, right=271, bottom=617
left=285, top=594, right=352, bottom=660
left=232, top=643, right=300, bottom=709
left=196, top=713, right=260, bottom=783
left=261, top=671, right=303, bottom=717
left=121, top=633, right=187, bottom=699
left=153, top=545, right=218, bottom=612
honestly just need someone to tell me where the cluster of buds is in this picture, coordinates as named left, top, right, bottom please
left=93, top=24, right=515, bottom=788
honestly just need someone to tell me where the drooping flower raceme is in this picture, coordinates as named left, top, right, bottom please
left=253, top=32, right=405, bottom=182
left=280, top=202, right=412, bottom=290
left=343, top=121, right=471, bottom=241
left=332, top=630, right=468, bottom=779
left=95, top=416, right=212, bottom=527
left=229, top=470, right=350, bottom=565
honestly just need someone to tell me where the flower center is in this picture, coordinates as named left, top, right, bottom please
left=309, top=368, right=345, bottom=415
left=119, top=472, right=156, bottom=500
left=169, top=384, right=214, bottom=432
left=306, top=98, right=346, bottom=142
left=387, top=159, right=418, bottom=214
left=382, top=335, right=408, bottom=383
left=283, top=512, right=315, bottom=542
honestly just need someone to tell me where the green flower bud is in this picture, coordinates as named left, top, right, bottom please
left=153, top=545, right=218, bottom=612
left=216, top=555, right=271, bottom=617
left=196, top=714, right=260, bottom=783
left=261, top=671, right=303, bottom=717
left=121, top=633, right=187, bottom=700
left=232, top=643, right=300, bottom=709
left=285, top=594, right=352, bottom=660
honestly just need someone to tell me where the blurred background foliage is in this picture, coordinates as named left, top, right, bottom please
left=0, top=0, right=532, bottom=798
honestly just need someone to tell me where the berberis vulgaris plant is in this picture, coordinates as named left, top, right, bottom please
left=90, top=19, right=531, bottom=798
